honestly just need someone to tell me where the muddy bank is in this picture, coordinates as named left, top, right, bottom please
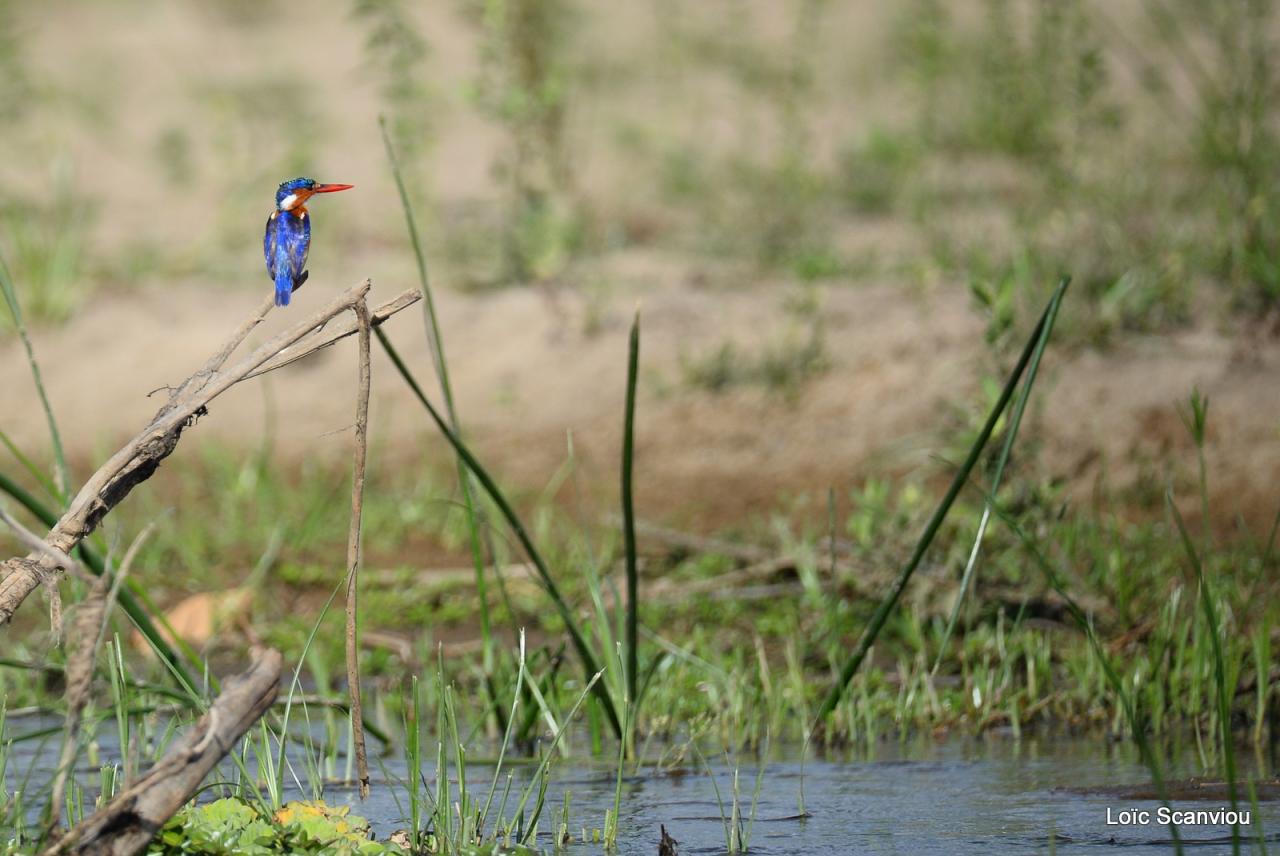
left=2, top=274, right=1276, bottom=531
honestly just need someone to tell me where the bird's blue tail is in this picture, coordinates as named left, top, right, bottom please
left=274, top=271, right=293, bottom=307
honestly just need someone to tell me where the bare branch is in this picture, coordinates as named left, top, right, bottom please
left=246, top=289, right=421, bottom=380
left=0, top=281, right=421, bottom=626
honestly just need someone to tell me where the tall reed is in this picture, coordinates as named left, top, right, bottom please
left=374, top=328, right=622, bottom=739
left=0, top=238, right=70, bottom=499
left=379, top=117, right=503, bottom=734
left=621, top=312, right=641, bottom=730
left=816, top=277, right=1069, bottom=722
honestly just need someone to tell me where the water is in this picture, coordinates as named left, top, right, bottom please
left=6, top=723, right=1278, bottom=854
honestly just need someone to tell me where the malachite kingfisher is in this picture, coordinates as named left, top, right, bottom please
left=263, top=177, right=353, bottom=307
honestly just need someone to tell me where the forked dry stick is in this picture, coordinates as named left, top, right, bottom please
left=247, top=289, right=421, bottom=381
left=0, top=280, right=421, bottom=627
left=345, top=298, right=372, bottom=798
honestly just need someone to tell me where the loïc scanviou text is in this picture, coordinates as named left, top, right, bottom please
left=1106, top=807, right=1250, bottom=826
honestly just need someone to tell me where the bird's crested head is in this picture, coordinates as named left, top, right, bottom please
left=275, top=177, right=354, bottom=212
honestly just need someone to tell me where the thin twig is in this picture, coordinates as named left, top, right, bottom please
left=345, top=298, right=372, bottom=799
left=244, top=289, right=420, bottom=381
left=163, top=294, right=277, bottom=408
left=0, top=502, right=80, bottom=575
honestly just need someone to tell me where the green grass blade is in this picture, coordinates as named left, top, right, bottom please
left=621, top=312, right=640, bottom=715
left=0, top=430, right=60, bottom=503
left=0, top=254, right=70, bottom=501
left=514, top=668, right=605, bottom=846
left=0, top=471, right=49, bottom=527
left=1167, top=493, right=1239, bottom=828
left=579, top=546, right=621, bottom=714
left=607, top=650, right=628, bottom=847
left=275, top=573, right=348, bottom=799
left=374, top=326, right=623, bottom=738
left=481, top=631, right=527, bottom=828
left=933, top=276, right=1067, bottom=671
left=379, top=115, right=500, bottom=704
left=378, top=117, right=449, bottom=409
left=692, top=741, right=734, bottom=850
left=814, top=277, right=1069, bottom=724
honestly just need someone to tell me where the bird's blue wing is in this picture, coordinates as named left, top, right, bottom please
left=264, top=212, right=280, bottom=280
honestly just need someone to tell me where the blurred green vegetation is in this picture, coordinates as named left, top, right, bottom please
left=884, top=0, right=1280, bottom=337
left=457, top=0, right=582, bottom=286
left=0, top=160, right=93, bottom=328
left=0, top=0, right=1271, bottom=347
left=0, top=0, right=28, bottom=124
left=352, top=0, right=436, bottom=196
left=679, top=283, right=828, bottom=395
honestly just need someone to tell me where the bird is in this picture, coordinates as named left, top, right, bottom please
left=263, top=177, right=353, bottom=307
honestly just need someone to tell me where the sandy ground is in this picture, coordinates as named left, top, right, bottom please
left=0, top=2, right=1276, bottom=535
left=2, top=270, right=1276, bottom=533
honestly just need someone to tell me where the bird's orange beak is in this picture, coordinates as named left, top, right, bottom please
left=312, top=183, right=354, bottom=194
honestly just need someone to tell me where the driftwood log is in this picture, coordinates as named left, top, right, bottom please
left=0, top=281, right=421, bottom=626
left=45, top=648, right=283, bottom=856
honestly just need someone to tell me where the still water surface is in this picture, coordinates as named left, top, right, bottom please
left=7, top=726, right=1278, bottom=854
